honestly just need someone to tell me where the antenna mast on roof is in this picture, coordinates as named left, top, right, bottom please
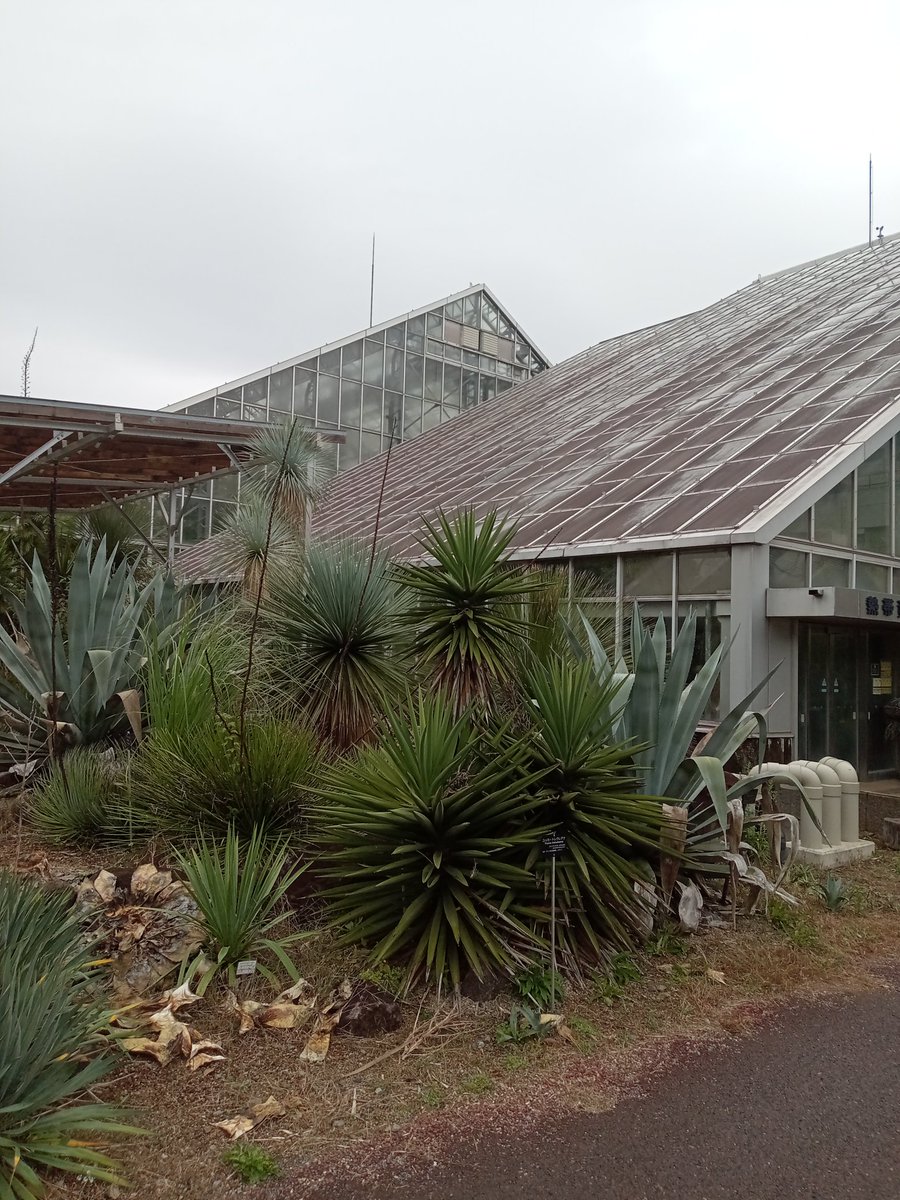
left=369, top=233, right=376, bottom=326
left=869, top=154, right=874, bottom=248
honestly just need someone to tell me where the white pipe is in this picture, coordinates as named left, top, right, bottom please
left=820, top=757, right=860, bottom=842
left=798, top=760, right=842, bottom=846
left=786, top=762, right=825, bottom=850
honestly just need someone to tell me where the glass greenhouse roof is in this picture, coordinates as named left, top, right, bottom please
left=313, top=235, right=900, bottom=559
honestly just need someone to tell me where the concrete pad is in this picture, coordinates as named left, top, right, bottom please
left=795, top=840, right=876, bottom=869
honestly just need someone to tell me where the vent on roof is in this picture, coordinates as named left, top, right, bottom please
left=480, top=331, right=499, bottom=356
left=460, top=326, right=479, bottom=351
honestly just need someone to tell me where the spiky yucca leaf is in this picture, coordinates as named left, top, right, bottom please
left=519, top=657, right=667, bottom=961
left=176, top=827, right=309, bottom=993
left=314, top=693, right=549, bottom=988
left=0, top=873, right=140, bottom=1198
left=399, top=509, right=543, bottom=711
left=241, top=419, right=324, bottom=531
left=264, top=541, right=411, bottom=749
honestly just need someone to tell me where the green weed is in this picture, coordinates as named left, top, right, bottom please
left=223, top=1143, right=280, bottom=1184
left=514, top=963, right=564, bottom=1009
left=421, top=1084, right=446, bottom=1109
left=645, top=927, right=687, bottom=957
left=769, top=899, right=820, bottom=948
left=460, top=1072, right=494, bottom=1095
left=360, top=962, right=407, bottom=997
left=501, top=1051, right=528, bottom=1072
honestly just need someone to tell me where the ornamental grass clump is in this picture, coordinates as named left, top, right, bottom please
left=0, top=872, right=140, bottom=1198
left=27, top=748, right=121, bottom=845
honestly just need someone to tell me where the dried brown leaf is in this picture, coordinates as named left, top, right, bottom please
left=299, top=1013, right=341, bottom=1062
left=706, top=968, right=727, bottom=985
left=214, top=1096, right=286, bottom=1140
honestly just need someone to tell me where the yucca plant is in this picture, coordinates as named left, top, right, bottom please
left=315, top=693, right=549, bottom=988
left=263, top=540, right=411, bottom=749
left=125, top=716, right=318, bottom=844
left=176, top=827, right=309, bottom=993
left=27, top=748, right=120, bottom=844
left=399, top=509, right=543, bottom=711
left=0, top=872, right=139, bottom=1198
left=223, top=497, right=298, bottom=598
left=518, top=657, right=666, bottom=960
left=241, top=418, right=324, bottom=532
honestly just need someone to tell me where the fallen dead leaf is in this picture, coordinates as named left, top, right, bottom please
left=299, top=1012, right=341, bottom=1063
left=214, top=1096, right=286, bottom=1140
left=706, top=968, right=727, bottom=985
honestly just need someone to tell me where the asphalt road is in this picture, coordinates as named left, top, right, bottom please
left=313, top=972, right=900, bottom=1200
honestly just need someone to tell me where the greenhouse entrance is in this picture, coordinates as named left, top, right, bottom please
left=798, top=623, right=900, bottom=780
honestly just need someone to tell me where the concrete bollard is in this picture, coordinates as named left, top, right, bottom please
left=797, top=760, right=842, bottom=846
left=819, top=757, right=860, bottom=843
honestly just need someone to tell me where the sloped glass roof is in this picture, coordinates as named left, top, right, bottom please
left=314, top=236, right=900, bottom=558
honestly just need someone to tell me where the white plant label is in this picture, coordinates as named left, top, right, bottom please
left=236, top=959, right=258, bottom=977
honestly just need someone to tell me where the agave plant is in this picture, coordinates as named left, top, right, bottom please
left=263, top=540, right=411, bottom=749
left=0, top=539, right=157, bottom=750
left=0, top=872, right=140, bottom=1197
left=518, top=657, right=667, bottom=960
left=314, top=693, right=548, bottom=988
left=399, top=509, right=542, bottom=711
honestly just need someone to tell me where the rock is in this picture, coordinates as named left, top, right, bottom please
left=339, top=982, right=403, bottom=1037
left=884, top=817, right=900, bottom=851
left=458, top=966, right=509, bottom=1002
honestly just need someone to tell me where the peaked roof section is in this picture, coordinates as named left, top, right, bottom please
left=166, top=283, right=549, bottom=412
left=312, top=236, right=900, bottom=558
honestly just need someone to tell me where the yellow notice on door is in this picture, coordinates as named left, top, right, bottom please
left=872, top=660, right=893, bottom=696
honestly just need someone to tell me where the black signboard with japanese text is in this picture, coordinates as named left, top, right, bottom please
left=541, top=830, right=567, bottom=858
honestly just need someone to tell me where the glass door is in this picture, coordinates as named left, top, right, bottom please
left=865, top=630, right=900, bottom=777
left=798, top=625, right=860, bottom=769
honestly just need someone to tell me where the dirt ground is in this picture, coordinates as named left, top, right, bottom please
left=4, top=811, right=899, bottom=1200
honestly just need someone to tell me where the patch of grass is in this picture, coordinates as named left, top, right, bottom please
left=501, top=1051, right=528, bottom=1072
left=27, top=748, right=120, bottom=844
left=421, top=1084, right=446, bottom=1109
left=592, top=951, right=643, bottom=1006
left=360, top=962, right=407, bottom=997
left=513, top=963, right=564, bottom=1009
left=787, top=863, right=821, bottom=892
left=645, top=926, right=687, bottom=957
left=769, top=898, right=820, bottom=948
left=223, top=1143, right=280, bottom=1184
left=742, top=823, right=771, bottom=866
left=460, top=1072, right=494, bottom=1095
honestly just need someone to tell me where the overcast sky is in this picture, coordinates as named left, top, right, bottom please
left=3, top=0, right=900, bottom=410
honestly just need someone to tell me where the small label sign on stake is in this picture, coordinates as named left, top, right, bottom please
left=541, top=830, right=567, bottom=858
left=236, top=959, right=257, bottom=977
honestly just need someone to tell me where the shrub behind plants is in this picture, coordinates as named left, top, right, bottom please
left=27, top=748, right=120, bottom=844
left=0, top=871, right=139, bottom=1197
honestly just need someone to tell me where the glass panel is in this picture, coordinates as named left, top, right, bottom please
left=782, top=508, right=811, bottom=540
left=243, top=377, right=268, bottom=409
left=342, top=339, right=363, bottom=381
left=366, top=328, right=384, bottom=343
left=427, top=338, right=443, bottom=357
left=319, top=347, right=341, bottom=375
left=814, top=475, right=852, bottom=547
left=515, top=342, right=531, bottom=367
left=856, top=561, right=890, bottom=591
left=441, top=404, right=459, bottom=423
left=403, top=395, right=422, bottom=438
left=423, top=401, right=441, bottom=431
left=362, top=386, right=383, bottom=431
left=215, top=390, right=241, bottom=420
left=383, top=392, right=402, bottom=438
left=623, top=552, right=673, bottom=597
left=480, top=375, right=496, bottom=404
left=293, top=367, right=316, bottom=418
left=578, top=556, right=616, bottom=592
left=496, top=377, right=513, bottom=395
left=386, top=323, right=405, bottom=348
left=242, top=402, right=267, bottom=423
left=180, top=496, right=209, bottom=543
left=462, top=349, right=480, bottom=367
left=318, top=438, right=338, bottom=477
left=811, top=554, right=850, bottom=586
left=462, top=294, right=480, bottom=328
left=385, top=347, right=405, bottom=392
left=211, top=471, right=239, bottom=502
left=427, top=311, right=443, bottom=337
left=317, top=374, right=339, bottom=426
left=678, top=549, right=730, bottom=594
left=462, top=369, right=478, bottom=409
left=339, top=432, right=360, bottom=471
left=482, top=295, right=500, bottom=333
left=497, top=359, right=513, bottom=378
left=269, top=368, right=292, bottom=415
left=444, top=343, right=461, bottom=362
left=186, top=397, right=214, bottom=417
left=340, top=379, right=361, bottom=428
left=424, top=357, right=442, bottom=402
left=210, top=499, right=235, bottom=534
left=405, top=354, right=423, bottom=398
left=363, top=339, right=383, bottom=385
left=480, top=354, right=497, bottom=373
left=407, top=315, right=425, bottom=353
left=800, top=625, right=828, bottom=759
left=769, top=547, right=808, bottom=587
left=831, top=630, right=859, bottom=766
left=446, top=299, right=464, bottom=321
left=360, top=431, right=382, bottom=461
left=443, top=363, right=461, bottom=405
left=856, top=443, right=890, bottom=553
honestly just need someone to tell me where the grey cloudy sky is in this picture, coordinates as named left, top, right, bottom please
left=3, top=0, right=900, bottom=410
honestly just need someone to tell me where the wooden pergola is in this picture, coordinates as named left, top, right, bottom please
left=0, top=394, right=267, bottom=564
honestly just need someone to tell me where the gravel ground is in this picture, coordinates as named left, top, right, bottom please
left=282, top=967, right=900, bottom=1200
